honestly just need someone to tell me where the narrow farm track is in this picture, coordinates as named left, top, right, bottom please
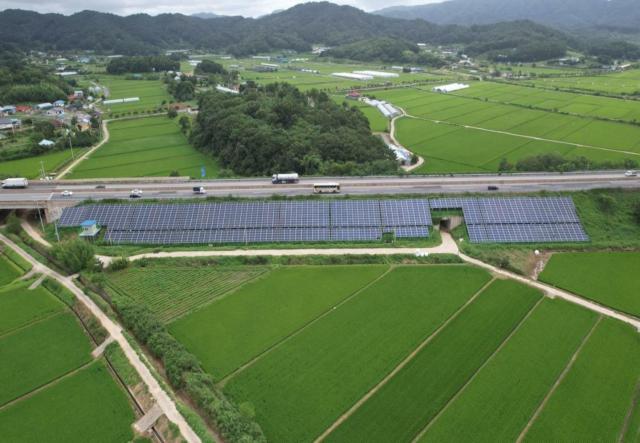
left=0, top=233, right=202, bottom=443
left=56, top=120, right=110, bottom=179
left=515, top=316, right=603, bottom=443
left=315, top=277, right=497, bottom=442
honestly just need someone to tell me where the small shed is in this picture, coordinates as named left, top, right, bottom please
left=38, top=139, right=55, bottom=147
left=79, top=220, right=100, bottom=238
left=53, top=100, right=65, bottom=107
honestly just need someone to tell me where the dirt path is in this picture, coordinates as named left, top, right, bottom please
left=56, top=120, right=110, bottom=179
left=102, top=233, right=460, bottom=266
left=20, top=220, right=52, bottom=248
left=389, top=106, right=424, bottom=172
left=0, top=233, right=201, bottom=443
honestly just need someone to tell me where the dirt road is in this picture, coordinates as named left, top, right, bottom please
left=56, top=120, right=110, bottom=179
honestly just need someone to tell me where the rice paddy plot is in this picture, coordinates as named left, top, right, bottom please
left=169, top=265, right=388, bottom=379
left=540, top=252, right=640, bottom=317
left=0, top=313, right=92, bottom=406
left=0, top=361, right=135, bottom=443
left=0, top=282, right=65, bottom=336
left=457, top=81, right=640, bottom=122
left=524, top=70, right=640, bottom=96
left=95, top=74, right=173, bottom=114
left=0, top=148, right=83, bottom=179
left=419, top=298, right=598, bottom=443
left=326, top=279, right=541, bottom=443
left=68, top=116, right=219, bottom=178
left=224, top=265, right=492, bottom=443
left=523, top=319, right=640, bottom=442
left=108, top=266, right=269, bottom=323
left=0, top=256, right=21, bottom=286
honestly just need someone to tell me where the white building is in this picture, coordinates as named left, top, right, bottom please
left=352, top=70, right=399, bottom=79
left=332, top=72, right=373, bottom=81
left=387, top=143, right=412, bottom=165
left=216, top=85, right=239, bottom=94
left=433, top=83, right=470, bottom=93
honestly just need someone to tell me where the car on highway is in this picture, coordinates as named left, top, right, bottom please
left=95, top=184, right=106, bottom=189
left=129, top=189, right=143, bottom=198
left=488, top=185, right=499, bottom=191
left=625, top=170, right=638, bottom=177
left=193, top=186, right=206, bottom=195
left=61, top=190, right=73, bottom=197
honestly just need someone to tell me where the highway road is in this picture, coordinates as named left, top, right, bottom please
left=1, top=171, right=639, bottom=204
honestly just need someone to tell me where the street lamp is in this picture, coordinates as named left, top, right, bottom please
left=65, top=129, right=75, bottom=160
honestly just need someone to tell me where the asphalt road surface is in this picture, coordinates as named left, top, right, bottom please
left=1, top=171, right=639, bottom=204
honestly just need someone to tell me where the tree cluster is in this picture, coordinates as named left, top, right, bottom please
left=190, top=82, right=398, bottom=176
left=498, top=153, right=639, bottom=173
left=106, top=55, right=179, bottom=74
left=323, top=37, right=446, bottom=66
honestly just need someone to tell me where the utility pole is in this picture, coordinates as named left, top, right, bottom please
left=67, top=129, right=75, bottom=160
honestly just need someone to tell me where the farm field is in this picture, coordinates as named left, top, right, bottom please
left=224, top=265, right=492, bottom=442
left=522, top=69, right=640, bottom=95
left=108, top=265, right=269, bottom=323
left=0, top=255, right=20, bottom=286
left=540, top=252, right=640, bottom=316
left=69, top=116, right=219, bottom=178
left=93, top=74, right=173, bottom=114
left=219, top=57, right=451, bottom=92
left=169, top=265, right=388, bottom=379
left=0, top=260, right=136, bottom=442
left=326, top=279, right=541, bottom=443
left=457, top=81, right=640, bottom=123
left=0, top=361, right=135, bottom=443
left=0, top=281, right=65, bottom=335
left=0, top=148, right=85, bottom=179
left=0, top=312, right=92, bottom=406
left=522, top=319, right=640, bottom=442
left=419, top=298, right=598, bottom=442
left=374, top=86, right=640, bottom=173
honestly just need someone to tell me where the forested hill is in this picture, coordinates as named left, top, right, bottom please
left=0, top=2, right=576, bottom=60
left=376, top=0, right=640, bottom=32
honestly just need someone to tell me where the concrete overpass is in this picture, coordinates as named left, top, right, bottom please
left=1, top=171, right=639, bottom=222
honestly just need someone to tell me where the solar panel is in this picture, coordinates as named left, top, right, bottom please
left=463, top=197, right=580, bottom=225
left=468, top=223, right=589, bottom=243
left=331, top=227, right=381, bottom=241
left=429, top=198, right=468, bottom=210
left=387, top=226, right=430, bottom=239
left=331, top=200, right=381, bottom=227
left=380, top=199, right=432, bottom=227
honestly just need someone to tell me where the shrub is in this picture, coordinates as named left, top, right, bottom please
left=107, top=257, right=129, bottom=272
left=5, top=212, right=22, bottom=235
left=52, top=239, right=98, bottom=273
left=632, top=200, right=640, bottom=225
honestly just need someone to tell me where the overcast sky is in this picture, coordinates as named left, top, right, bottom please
left=0, top=0, right=444, bottom=17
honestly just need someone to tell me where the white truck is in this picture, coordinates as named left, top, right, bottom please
left=272, top=173, right=299, bottom=184
left=1, top=178, right=28, bottom=189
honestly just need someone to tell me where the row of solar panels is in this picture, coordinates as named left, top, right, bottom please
left=59, top=199, right=433, bottom=230
left=467, top=224, right=589, bottom=243
left=104, top=226, right=430, bottom=245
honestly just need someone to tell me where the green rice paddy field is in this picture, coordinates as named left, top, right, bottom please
left=0, top=148, right=84, bottom=179
left=106, top=261, right=640, bottom=442
left=0, top=260, right=135, bottom=442
left=540, top=252, right=640, bottom=317
left=375, top=85, right=640, bottom=173
left=69, top=116, right=219, bottom=178
left=95, top=74, right=173, bottom=114
left=523, top=69, right=640, bottom=95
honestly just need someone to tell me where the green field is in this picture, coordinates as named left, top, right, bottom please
left=0, top=256, right=21, bottom=286
left=0, top=281, right=65, bottom=336
left=374, top=86, right=640, bottom=173
left=0, top=148, right=83, bottom=179
left=0, top=361, right=135, bottom=443
left=523, top=69, right=640, bottom=95
left=326, top=279, right=541, bottom=443
left=169, top=265, right=388, bottom=379
left=225, top=265, right=491, bottom=442
left=108, top=265, right=268, bottom=322
left=540, top=252, right=640, bottom=316
left=523, top=319, right=640, bottom=442
left=458, top=81, right=640, bottom=123
left=95, top=74, right=173, bottom=114
left=69, top=116, right=219, bottom=178
left=420, top=298, right=597, bottom=442
left=0, top=313, right=92, bottom=406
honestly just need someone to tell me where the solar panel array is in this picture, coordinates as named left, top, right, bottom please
left=60, top=200, right=432, bottom=245
left=461, top=197, right=588, bottom=244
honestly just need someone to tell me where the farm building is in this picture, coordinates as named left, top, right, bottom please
left=433, top=83, right=470, bottom=93
left=36, top=103, right=53, bottom=111
left=363, top=98, right=401, bottom=118
left=345, top=91, right=361, bottom=100
left=388, top=143, right=412, bottom=165
left=332, top=72, right=373, bottom=81
left=353, top=70, right=399, bottom=79
left=0, top=118, right=19, bottom=131
left=38, top=139, right=55, bottom=148
left=53, top=100, right=65, bottom=107
left=0, top=105, right=16, bottom=114
left=79, top=220, right=100, bottom=239
left=216, top=85, right=239, bottom=94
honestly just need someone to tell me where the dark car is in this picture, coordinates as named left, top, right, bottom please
left=488, top=185, right=499, bottom=191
